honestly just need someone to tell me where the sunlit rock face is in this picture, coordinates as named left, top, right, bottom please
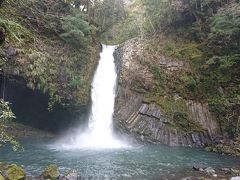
left=113, top=38, right=219, bottom=147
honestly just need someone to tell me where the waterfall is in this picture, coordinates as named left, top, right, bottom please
left=55, top=45, right=127, bottom=150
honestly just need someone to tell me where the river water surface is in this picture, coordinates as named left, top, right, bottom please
left=0, top=140, right=240, bottom=179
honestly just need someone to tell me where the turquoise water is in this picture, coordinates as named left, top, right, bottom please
left=0, top=140, right=240, bottom=179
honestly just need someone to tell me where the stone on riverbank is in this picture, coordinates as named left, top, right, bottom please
left=231, top=168, right=240, bottom=175
left=6, top=164, right=26, bottom=180
left=63, top=170, right=79, bottom=180
left=42, top=164, right=60, bottom=180
left=192, top=165, right=205, bottom=171
left=204, top=167, right=216, bottom=175
left=0, top=174, right=4, bottom=180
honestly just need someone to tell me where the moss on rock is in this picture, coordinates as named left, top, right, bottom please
left=42, top=164, right=60, bottom=180
left=6, top=164, right=26, bottom=180
left=205, top=137, right=240, bottom=157
left=0, top=174, right=4, bottom=180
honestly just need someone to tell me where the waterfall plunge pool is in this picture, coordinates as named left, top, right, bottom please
left=0, top=139, right=240, bottom=179
left=1, top=45, right=239, bottom=179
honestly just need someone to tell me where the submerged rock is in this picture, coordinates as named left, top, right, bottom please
left=42, top=164, right=60, bottom=180
left=6, top=164, right=26, bottom=180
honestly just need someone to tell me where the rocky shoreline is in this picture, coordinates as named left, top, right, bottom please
left=0, top=163, right=80, bottom=180
left=0, top=162, right=240, bottom=180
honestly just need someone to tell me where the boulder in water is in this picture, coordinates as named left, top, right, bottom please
left=6, top=164, right=26, bottom=180
left=204, top=167, right=216, bottom=175
left=42, top=164, right=60, bottom=180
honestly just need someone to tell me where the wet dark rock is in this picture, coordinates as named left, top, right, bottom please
left=0, top=27, right=5, bottom=44
left=231, top=168, right=240, bottom=175
left=191, top=133, right=202, bottom=147
left=193, top=165, right=205, bottom=171
left=221, top=168, right=231, bottom=174
left=138, top=104, right=162, bottom=120
left=4, top=46, right=19, bottom=60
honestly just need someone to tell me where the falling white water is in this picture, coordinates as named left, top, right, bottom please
left=54, top=45, right=128, bottom=150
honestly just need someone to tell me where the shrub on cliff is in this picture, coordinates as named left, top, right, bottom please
left=0, top=100, right=20, bottom=151
left=60, top=11, right=97, bottom=48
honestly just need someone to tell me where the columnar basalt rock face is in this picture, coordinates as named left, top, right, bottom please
left=187, top=101, right=218, bottom=137
left=114, top=38, right=219, bottom=147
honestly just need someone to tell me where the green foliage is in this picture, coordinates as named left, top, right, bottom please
left=25, top=50, right=59, bottom=105
left=69, top=76, right=82, bottom=89
left=0, top=100, right=15, bottom=122
left=149, top=66, right=166, bottom=95
left=207, top=4, right=240, bottom=52
left=180, top=75, right=197, bottom=92
left=94, top=0, right=125, bottom=32
left=0, top=100, right=21, bottom=151
left=205, top=54, right=240, bottom=84
left=162, top=41, right=203, bottom=61
left=0, top=0, right=99, bottom=109
left=173, top=111, right=204, bottom=133
left=0, top=17, right=33, bottom=45
left=60, top=11, right=96, bottom=47
left=141, top=0, right=179, bottom=32
left=144, top=93, right=189, bottom=118
left=0, top=48, right=6, bottom=67
left=208, top=93, right=240, bottom=137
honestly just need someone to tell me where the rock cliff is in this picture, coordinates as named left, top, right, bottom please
left=114, top=37, right=219, bottom=147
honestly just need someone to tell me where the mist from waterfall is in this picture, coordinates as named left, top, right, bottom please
left=54, top=45, right=128, bottom=150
